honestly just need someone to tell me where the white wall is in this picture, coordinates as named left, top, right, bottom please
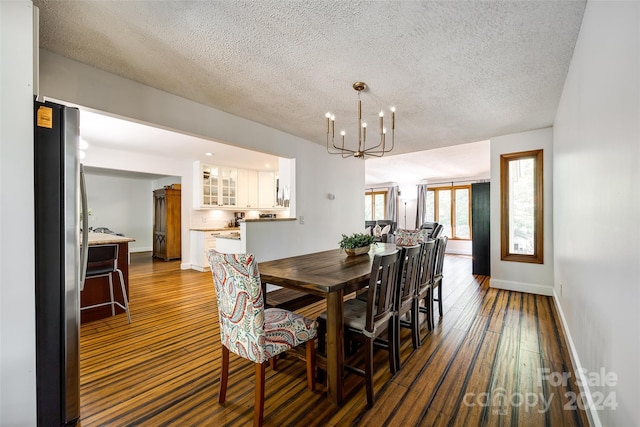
left=490, top=127, right=554, bottom=295
left=84, top=173, right=155, bottom=252
left=0, top=2, right=37, bottom=424
left=39, top=51, right=365, bottom=269
left=553, top=2, right=639, bottom=426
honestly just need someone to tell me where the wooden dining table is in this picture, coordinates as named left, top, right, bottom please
left=258, top=243, right=397, bottom=405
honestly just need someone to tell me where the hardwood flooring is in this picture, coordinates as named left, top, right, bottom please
left=79, top=253, right=589, bottom=426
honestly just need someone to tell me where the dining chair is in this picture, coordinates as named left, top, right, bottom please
left=317, top=250, right=400, bottom=409
left=431, top=236, right=449, bottom=323
left=207, top=250, right=317, bottom=427
left=416, top=239, right=437, bottom=334
left=81, top=244, right=131, bottom=323
left=393, top=244, right=422, bottom=371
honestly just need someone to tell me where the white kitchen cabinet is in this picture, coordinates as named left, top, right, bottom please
left=190, top=230, right=218, bottom=271
left=258, top=171, right=276, bottom=208
left=237, top=169, right=259, bottom=208
left=194, top=162, right=237, bottom=209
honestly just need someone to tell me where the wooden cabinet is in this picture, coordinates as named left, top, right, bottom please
left=258, top=171, right=276, bottom=208
left=237, top=169, right=259, bottom=208
left=153, top=187, right=181, bottom=260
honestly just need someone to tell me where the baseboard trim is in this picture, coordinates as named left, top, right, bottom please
left=130, top=246, right=153, bottom=253
left=552, top=290, right=600, bottom=427
left=181, top=262, right=197, bottom=270
left=445, top=248, right=472, bottom=256
left=489, top=278, right=553, bottom=296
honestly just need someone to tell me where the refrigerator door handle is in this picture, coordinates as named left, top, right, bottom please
left=80, top=163, right=89, bottom=290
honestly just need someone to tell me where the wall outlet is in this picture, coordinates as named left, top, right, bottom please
left=299, top=215, right=304, bottom=225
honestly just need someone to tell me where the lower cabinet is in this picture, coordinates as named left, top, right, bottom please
left=190, top=230, right=218, bottom=271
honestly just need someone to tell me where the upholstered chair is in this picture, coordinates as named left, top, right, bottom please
left=208, top=251, right=317, bottom=427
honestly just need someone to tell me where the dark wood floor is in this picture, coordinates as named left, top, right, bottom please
left=79, top=253, right=589, bottom=426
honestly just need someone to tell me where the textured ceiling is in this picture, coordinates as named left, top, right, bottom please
left=34, top=0, right=586, bottom=158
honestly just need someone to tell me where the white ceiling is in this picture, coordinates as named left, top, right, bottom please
left=79, top=109, right=280, bottom=172
left=34, top=0, right=586, bottom=183
left=364, top=139, right=490, bottom=186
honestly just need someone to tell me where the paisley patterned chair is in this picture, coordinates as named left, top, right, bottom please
left=207, top=250, right=317, bottom=427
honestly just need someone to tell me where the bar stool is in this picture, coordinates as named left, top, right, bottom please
left=81, top=244, right=131, bottom=323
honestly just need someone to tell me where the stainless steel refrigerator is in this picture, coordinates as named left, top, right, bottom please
left=34, top=100, right=88, bottom=426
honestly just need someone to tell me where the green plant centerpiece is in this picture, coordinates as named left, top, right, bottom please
left=339, top=232, right=376, bottom=256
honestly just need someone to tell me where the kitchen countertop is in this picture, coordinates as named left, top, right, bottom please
left=189, top=227, right=240, bottom=231
left=240, top=218, right=296, bottom=222
left=87, top=232, right=135, bottom=245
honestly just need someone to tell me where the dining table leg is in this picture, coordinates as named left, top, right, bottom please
left=325, top=290, right=344, bottom=405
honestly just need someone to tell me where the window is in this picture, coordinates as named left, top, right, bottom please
left=425, top=185, right=471, bottom=239
left=500, top=149, right=543, bottom=263
left=365, top=190, right=387, bottom=221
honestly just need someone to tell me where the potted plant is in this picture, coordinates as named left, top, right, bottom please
left=339, top=233, right=376, bottom=256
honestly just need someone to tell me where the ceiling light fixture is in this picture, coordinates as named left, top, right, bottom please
left=326, top=82, right=395, bottom=159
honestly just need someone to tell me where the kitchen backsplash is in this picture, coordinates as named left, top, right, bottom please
left=190, top=209, right=286, bottom=228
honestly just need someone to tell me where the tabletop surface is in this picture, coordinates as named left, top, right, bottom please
left=258, top=243, right=397, bottom=294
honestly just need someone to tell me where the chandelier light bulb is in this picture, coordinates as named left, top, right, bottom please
left=330, top=114, right=335, bottom=121
left=391, top=106, right=396, bottom=113
left=379, top=111, right=384, bottom=117
left=362, top=122, right=367, bottom=128
left=341, top=130, right=346, bottom=136
left=325, top=112, right=331, bottom=118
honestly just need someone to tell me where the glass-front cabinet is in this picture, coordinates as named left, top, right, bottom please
left=195, top=162, right=237, bottom=208
left=201, top=164, right=219, bottom=207
left=219, top=167, right=237, bottom=207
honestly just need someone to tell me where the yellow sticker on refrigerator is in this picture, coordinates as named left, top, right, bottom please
left=37, top=106, right=53, bottom=129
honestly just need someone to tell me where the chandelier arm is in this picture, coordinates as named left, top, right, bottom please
left=324, top=81, right=396, bottom=159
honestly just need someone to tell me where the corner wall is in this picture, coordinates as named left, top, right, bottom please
left=553, top=2, right=640, bottom=426
left=0, top=1, right=37, bottom=424
left=490, top=127, right=554, bottom=295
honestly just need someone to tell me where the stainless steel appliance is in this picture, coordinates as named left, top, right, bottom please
left=34, top=100, right=87, bottom=426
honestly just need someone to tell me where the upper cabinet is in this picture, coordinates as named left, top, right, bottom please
left=194, top=162, right=281, bottom=210
left=237, top=169, right=259, bottom=208
left=194, top=162, right=237, bottom=209
left=258, top=171, right=276, bottom=208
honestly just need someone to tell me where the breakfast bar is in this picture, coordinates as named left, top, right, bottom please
left=81, top=232, right=135, bottom=324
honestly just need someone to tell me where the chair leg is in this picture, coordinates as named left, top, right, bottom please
left=254, top=362, right=266, bottom=427
left=306, top=340, right=316, bottom=391
left=219, top=346, right=229, bottom=403
left=411, top=300, right=420, bottom=350
left=116, top=269, right=131, bottom=323
left=428, top=289, right=435, bottom=330
left=365, top=337, right=375, bottom=409
left=437, top=284, right=443, bottom=317
left=391, top=317, right=399, bottom=374
left=108, top=274, right=116, bottom=316
left=270, top=357, right=277, bottom=371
